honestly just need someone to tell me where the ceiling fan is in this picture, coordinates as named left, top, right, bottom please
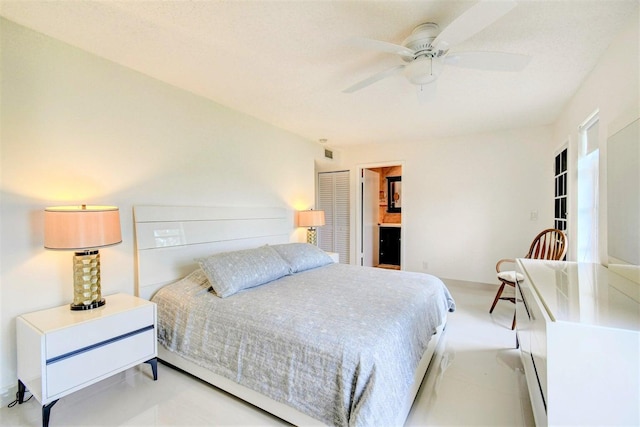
left=343, top=0, right=530, bottom=98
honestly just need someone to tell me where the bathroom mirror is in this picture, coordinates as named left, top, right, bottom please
left=387, top=176, right=401, bottom=213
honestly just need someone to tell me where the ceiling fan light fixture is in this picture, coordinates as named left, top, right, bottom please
left=403, top=56, right=443, bottom=85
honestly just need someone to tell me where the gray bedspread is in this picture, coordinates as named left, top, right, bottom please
left=152, top=263, right=455, bottom=426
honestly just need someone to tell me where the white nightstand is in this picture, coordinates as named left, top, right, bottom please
left=327, top=252, right=340, bottom=263
left=16, top=293, right=157, bottom=427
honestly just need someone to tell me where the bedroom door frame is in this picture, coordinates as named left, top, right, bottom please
left=356, top=161, right=405, bottom=269
left=361, top=168, right=380, bottom=267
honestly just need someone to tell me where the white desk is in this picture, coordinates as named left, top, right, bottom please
left=516, top=259, right=639, bottom=426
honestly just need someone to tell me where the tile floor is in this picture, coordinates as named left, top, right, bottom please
left=0, top=280, right=535, bottom=427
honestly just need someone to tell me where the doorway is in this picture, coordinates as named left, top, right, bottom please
left=358, top=163, right=403, bottom=269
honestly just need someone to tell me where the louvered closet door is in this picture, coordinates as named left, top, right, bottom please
left=317, top=171, right=350, bottom=264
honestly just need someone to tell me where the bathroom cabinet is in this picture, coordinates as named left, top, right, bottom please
left=379, top=226, right=400, bottom=266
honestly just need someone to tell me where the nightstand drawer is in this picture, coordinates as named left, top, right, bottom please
left=46, top=327, right=155, bottom=398
left=45, top=304, right=154, bottom=359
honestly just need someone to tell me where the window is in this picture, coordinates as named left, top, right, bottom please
left=577, top=112, right=599, bottom=262
left=554, top=147, right=568, bottom=233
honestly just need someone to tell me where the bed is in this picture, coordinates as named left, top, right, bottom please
left=133, top=205, right=455, bottom=426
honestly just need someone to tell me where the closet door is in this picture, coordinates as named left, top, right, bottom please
left=317, top=171, right=350, bottom=264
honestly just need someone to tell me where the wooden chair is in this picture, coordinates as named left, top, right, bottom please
left=490, top=228, right=567, bottom=329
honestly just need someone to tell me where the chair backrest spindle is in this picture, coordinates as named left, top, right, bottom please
left=525, top=229, right=567, bottom=261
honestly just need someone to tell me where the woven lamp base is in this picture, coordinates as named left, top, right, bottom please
left=71, top=250, right=105, bottom=311
left=306, top=228, right=318, bottom=246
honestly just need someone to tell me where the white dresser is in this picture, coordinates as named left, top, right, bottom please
left=516, top=259, right=640, bottom=426
left=16, top=293, right=157, bottom=426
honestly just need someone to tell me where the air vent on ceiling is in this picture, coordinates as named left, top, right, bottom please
left=324, top=149, right=333, bottom=159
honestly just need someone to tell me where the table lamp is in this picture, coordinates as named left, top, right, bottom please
left=44, top=205, right=122, bottom=310
left=298, top=210, right=325, bottom=246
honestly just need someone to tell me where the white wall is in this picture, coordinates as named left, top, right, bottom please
left=552, top=9, right=639, bottom=264
left=0, top=19, right=322, bottom=396
left=335, top=126, right=556, bottom=284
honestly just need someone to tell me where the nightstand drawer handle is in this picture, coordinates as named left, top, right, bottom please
left=46, top=325, right=155, bottom=365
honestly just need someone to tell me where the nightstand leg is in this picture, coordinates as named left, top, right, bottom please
left=145, top=357, right=158, bottom=380
left=17, top=380, right=26, bottom=403
left=42, top=400, right=58, bottom=427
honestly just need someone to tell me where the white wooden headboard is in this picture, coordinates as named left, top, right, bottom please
left=133, top=205, right=291, bottom=299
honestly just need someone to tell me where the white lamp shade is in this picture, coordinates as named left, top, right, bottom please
left=298, top=210, right=325, bottom=227
left=44, top=205, right=122, bottom=250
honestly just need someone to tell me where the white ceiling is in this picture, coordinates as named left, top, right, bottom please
left=1, top=0, right=637, bottom=147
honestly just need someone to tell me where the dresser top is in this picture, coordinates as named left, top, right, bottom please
left=518, top=259, right=640, bottom=331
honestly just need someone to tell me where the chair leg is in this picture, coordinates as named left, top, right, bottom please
left=489, top=283, right=506, bottom=313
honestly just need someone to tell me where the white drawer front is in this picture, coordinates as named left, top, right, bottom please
left=45, top=305, right=154, bottom=359
left=46, top=328, right=155, bottom=399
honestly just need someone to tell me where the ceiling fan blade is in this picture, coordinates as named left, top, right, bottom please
left=444, top=52, right=530, bottom=71
left=432, top=0, right=517, bottom=51
left=343, top=65, right=405, bottom=93
left=351, top=37, right=415, bottom=59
